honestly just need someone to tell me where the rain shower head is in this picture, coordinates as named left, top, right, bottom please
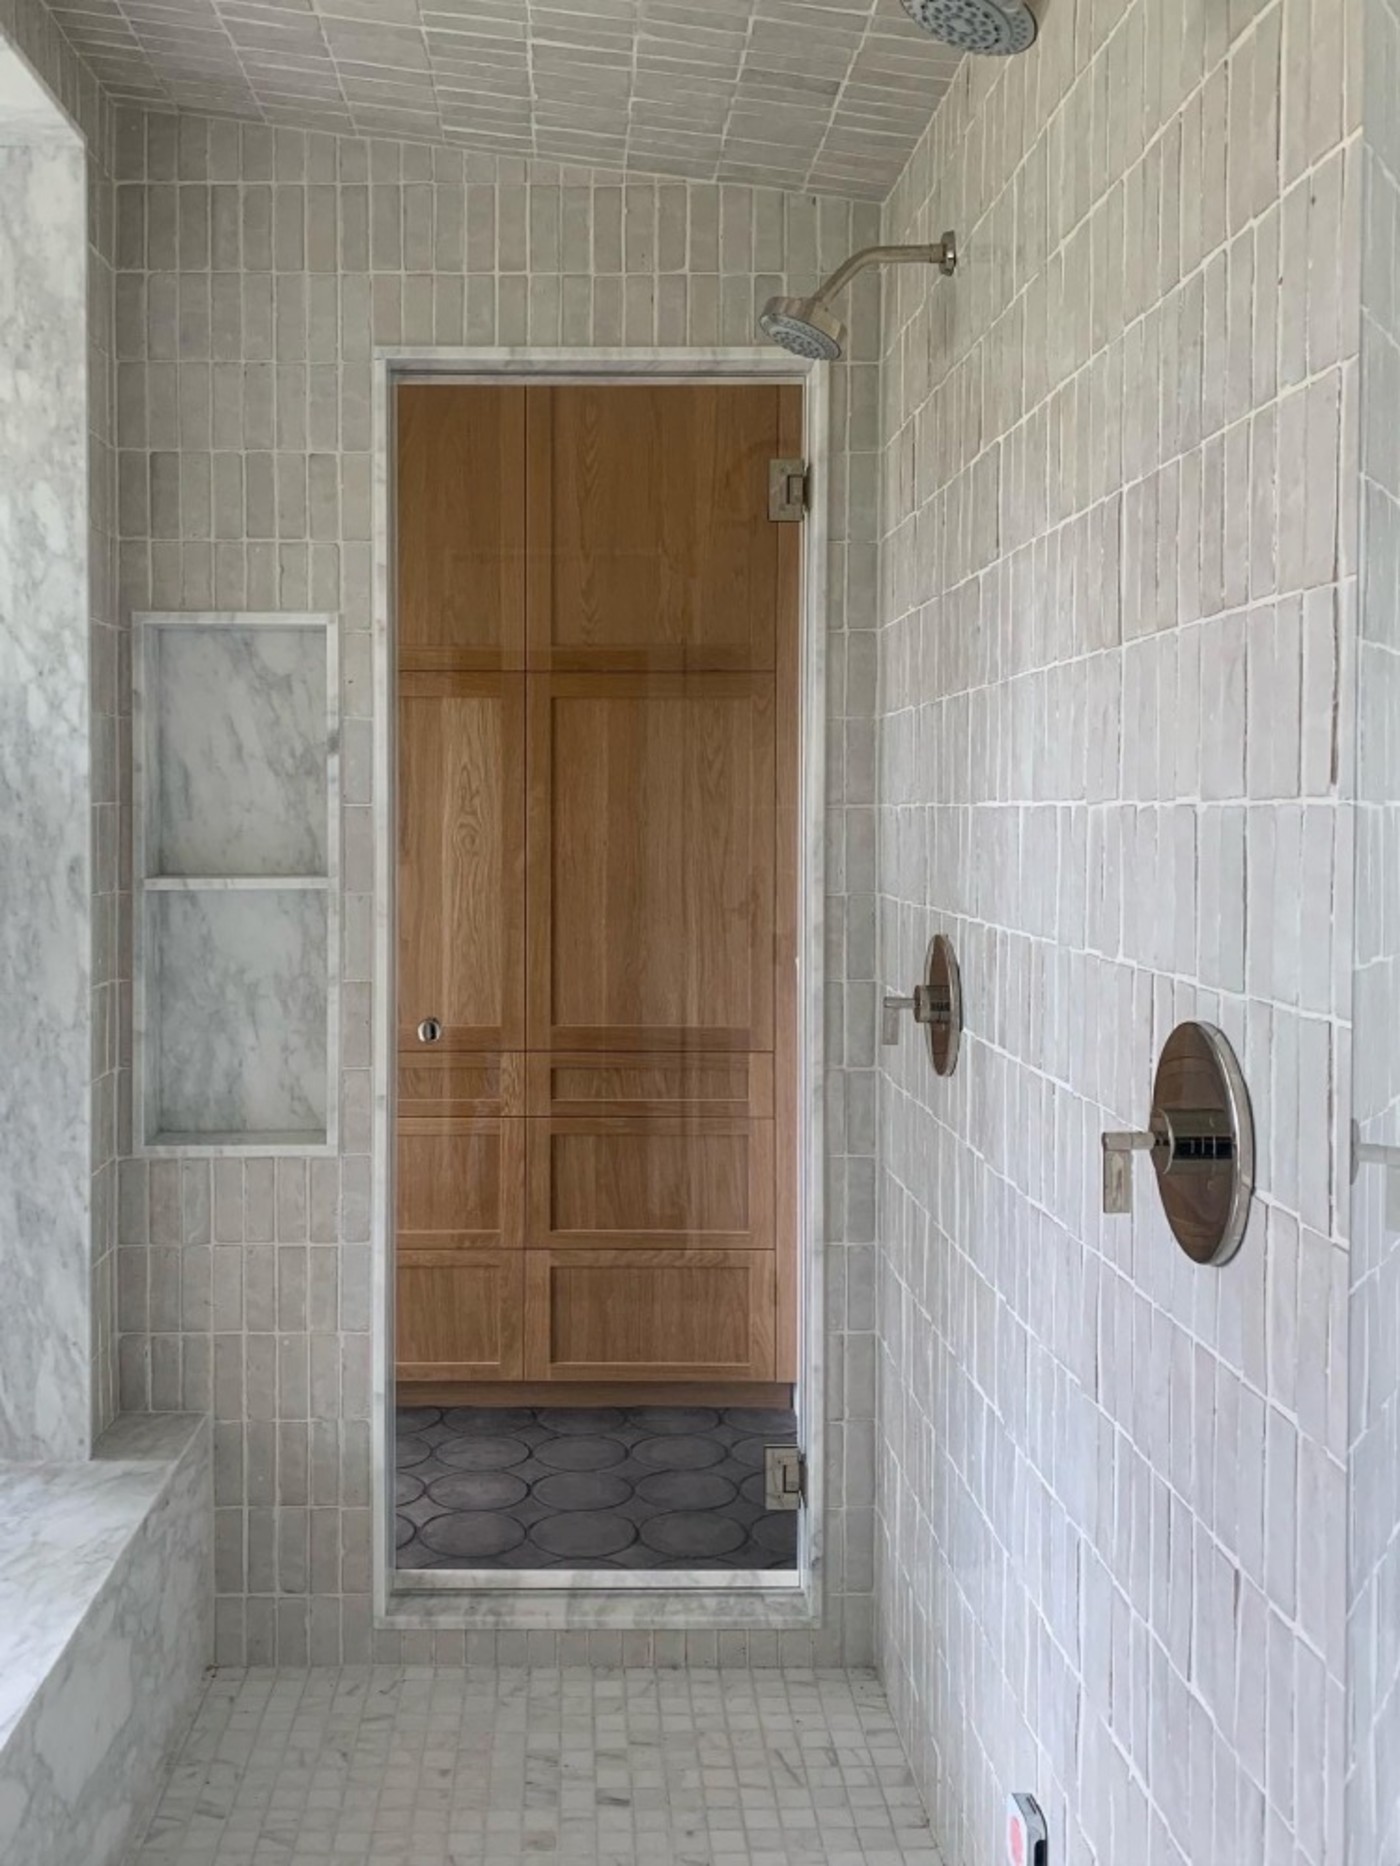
left=758, top=235, right=957, bottom=361
left=900, top=0, right=1038, bottom=54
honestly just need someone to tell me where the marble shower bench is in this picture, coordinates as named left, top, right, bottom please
left=0, top=1414, right=211, bottom=1866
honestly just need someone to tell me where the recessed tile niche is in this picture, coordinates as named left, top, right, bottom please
left=134, top=615, right=339, bottom=1153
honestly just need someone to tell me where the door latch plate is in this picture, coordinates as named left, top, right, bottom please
left=764, top=1445, right=804, bottom=1510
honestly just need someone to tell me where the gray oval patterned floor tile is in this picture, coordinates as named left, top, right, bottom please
left=639, top=1511, right=747, bottom=1557
left=722, top=1407, right=795, bottom=1435
left=534, top=1434, right=627, bottom=1472
left=728, top=1435, right=770, bottom=1469
left=546, top=1408, right=627, bottom=1434
left=398, top=1494, right=451, bottom=1528
left=529, top=1511, right=638, bottom=1558
left=396, top=1403, right=798, bottom=1572
left=425, top=1469, right=530, bottom=1511
left=396, top=1407, right=442, bottom=1431
left=739, top=1470, right=770, bottom=1506
left=752, top=1511, right=798, bottom=1555
left=394, top=1433, right=433, bottom=1468
left=631, top=1434, right=725, bottom=1471
left=395, top=1537, right=441, bottom=1568
left=420, top=1512, right=525, bottom=1558
left=635, top=1469, right=736, bottom=1510
left=626, top=1407, right=721, bottom=1434
left=394, top=1513, right=415, bottom=1548
left=442, top=1406, right=536, bottom=1433
left=435, top=1434, right=531, bottom=1471
left=532, top=1470, right=634, bottom=1511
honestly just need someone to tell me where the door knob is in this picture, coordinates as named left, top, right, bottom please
left=417, top=1017, right=443, bottom=1044
left=1101, top=1021, right=1254, bottom=1266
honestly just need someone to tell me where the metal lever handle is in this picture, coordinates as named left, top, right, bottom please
left=1102, top=1129, right=1157, bottom=1214
left=881, top=985, right=944, bottom=1045
left=1352, top=1120, right=1400, bottom=1184
left=1103, top=1110, right=1237, bottom=1212
left=882, top=994, right=915, bottom=1045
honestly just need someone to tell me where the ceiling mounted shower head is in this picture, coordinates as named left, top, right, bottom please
left=758, top=235, right=957, bottom=362
left=901, top=0, right=1038, bottom=54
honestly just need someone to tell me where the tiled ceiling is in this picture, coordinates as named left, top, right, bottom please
left=49, top=0, right=961, bottom=196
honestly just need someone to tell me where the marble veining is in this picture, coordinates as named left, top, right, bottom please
left=0, top=125, right=91, bottom=1460
left=146, top=890, right=329, bottom=1141
left=0, top=1414, right=211, bottom=1866
left=145, top=624, right=328, bottom=879
left=132, top=612, right=341, bottom=1154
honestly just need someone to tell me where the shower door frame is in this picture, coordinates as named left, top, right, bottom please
left=371, top=347, right=828, bottom=1632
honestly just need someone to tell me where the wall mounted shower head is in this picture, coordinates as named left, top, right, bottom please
left=758, top=235, right=957, bottom=361
left=900, top=0, right=1038, bottom=54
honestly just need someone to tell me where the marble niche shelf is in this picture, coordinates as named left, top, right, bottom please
left=133, top=614, right=340, bottom=1156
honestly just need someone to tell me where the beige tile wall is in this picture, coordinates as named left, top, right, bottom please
left=110, top=109, right=884, bottom=1665
left=876, top=0, right=1357, bottom=1861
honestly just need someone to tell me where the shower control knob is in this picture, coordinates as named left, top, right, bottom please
left=880, top=935, right=963, bottom=1076
left=416, top=1017, right=443, bottom=1044
left=1100, top=1022, right=1254, bottom=1266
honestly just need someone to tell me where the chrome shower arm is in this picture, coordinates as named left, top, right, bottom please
left=810, top=236, right=957, bottom=308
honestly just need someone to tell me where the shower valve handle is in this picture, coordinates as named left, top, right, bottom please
left=881, top=986, right=936, bottom=1045
left=1102, top=1109, right=1237, bottom=1213
left=1101, top=1128, right=1159, bottom=1214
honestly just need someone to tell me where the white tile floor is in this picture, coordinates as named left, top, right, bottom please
left=127, top=1667, right=941, bottom=1865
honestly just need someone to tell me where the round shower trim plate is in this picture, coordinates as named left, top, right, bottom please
left=900, top=0, right=1038, bottom=55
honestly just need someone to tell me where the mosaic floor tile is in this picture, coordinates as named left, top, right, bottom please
left=125, top=1667, right=944, bottom=1866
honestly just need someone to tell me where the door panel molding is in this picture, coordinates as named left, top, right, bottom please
left=526, top=672, right=776, bottom=1055
left=397, top=381, right=526, bottom=670
left=526, top=1051, right=773, bottom=1119
left=397, top=1250, right=524, bottom=1381
left=522, top=1248, right=777, bottom=1382
left=527, top=1116, right=774, bottom=1252
left=397, top=670, right=526, bottom=1053
left=396, top=1115, right=525, bottom=1251
left=525, top=384, right=784, bottom=671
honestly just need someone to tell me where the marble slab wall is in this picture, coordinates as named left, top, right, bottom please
left=0, top=1414, right=212, bottom=1866
left=876, top=3, right=1356, bottom=1863
left=0, top=0, right=122, bottom=1450
left=112, top=111, right=883, bottom=1666
left=147, top=891, right=330, bottom=1143
left=0, top=83, right=91, bottom=1460
left=144, top=622, right=329, bottom=878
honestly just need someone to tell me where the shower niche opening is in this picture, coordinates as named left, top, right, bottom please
left=133, top=613, right=340, bottom=1154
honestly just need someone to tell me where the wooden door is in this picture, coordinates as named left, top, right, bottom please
left=394, top=384, right=527, bottom=1378
left=395, top=380, right=800, bottom=1396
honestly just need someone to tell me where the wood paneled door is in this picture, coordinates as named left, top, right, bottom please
left=394, top=379, right=801, bottom=1401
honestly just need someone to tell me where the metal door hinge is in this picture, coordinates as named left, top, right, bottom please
left=769, top=457, right=808, bottom=522
left=764, top=1444, right=805, bottom=1510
